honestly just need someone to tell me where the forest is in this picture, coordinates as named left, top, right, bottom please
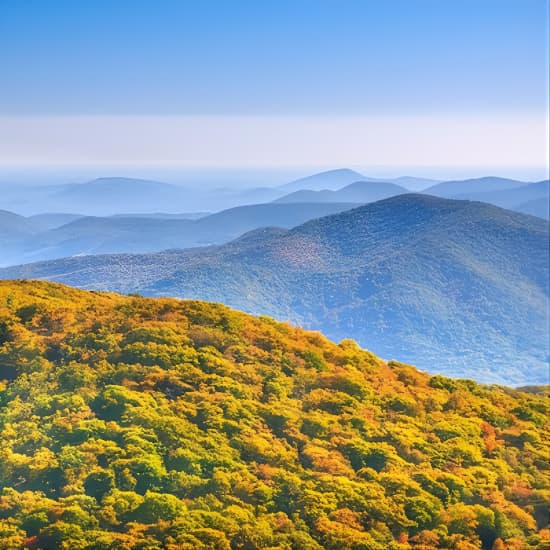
left=0, top=280, right=547, bottom=549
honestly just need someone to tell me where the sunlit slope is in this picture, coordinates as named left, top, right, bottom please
left=0, top=280, right=548, bottom=549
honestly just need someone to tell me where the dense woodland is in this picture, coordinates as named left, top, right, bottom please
left=0, top=280, right=548, bottom=549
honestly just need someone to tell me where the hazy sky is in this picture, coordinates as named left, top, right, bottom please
left=1, top=0, right=548, bottom=171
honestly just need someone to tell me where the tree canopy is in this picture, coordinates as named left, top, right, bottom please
left=0, top=280, right=548, bottom=549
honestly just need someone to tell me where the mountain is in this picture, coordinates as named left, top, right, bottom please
left=0, top=177, right=201, bottom=216
left=0, top=171, right=386, bottom=215
left=388, top=175, right=440, bottom=191
left=274, top=180, right=408, bottom=204
left=0, top=202, right=358, bottom=266
left=424, top=179, right=550, bottom=219
left=0, top=279, right=547, bottom=549
left=46, top=177, right=191, bottom=215
left=4, top=195, right=548, bottom=385
left=278, top=168, right=367, bottom=193
left=424, top=177, right=528, bottom=198
left=453, top=180, right=549, bottom=212
left=197, top=202, right=357, bottom=240
left=27, top=212, right=85, bottom=231
left=277, top=170, right=440, bottom=194
left=0, top=211, right=43, bottom=269
left=1, top=172, right=541, bottom=219
left=0, top=209, right=38, bottom=238
left=227, top=185, right=289, bottom=205
left=515, top=198, right=550, bottom=220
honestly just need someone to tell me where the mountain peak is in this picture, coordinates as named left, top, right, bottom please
left=279, top=168, right=367, bottom=192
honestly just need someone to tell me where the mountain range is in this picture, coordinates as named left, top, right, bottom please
left=1, top=171, right=368, bottom=215
left=273, top=174, right=550, bottom=216
left=423, top=177, right=528, bottom=197
left=0, top=202, right=358, bottom=266
left=273, top=180, right=409, bottom=204
left=276, top=169, right=439, bottom=193
left=2, top=169, right=546, bottom=219
left=2, top=170, right=548, bottom=267
left=424, top=177, right=550, bottom=218
left=3, top=194, right=547, bottom=385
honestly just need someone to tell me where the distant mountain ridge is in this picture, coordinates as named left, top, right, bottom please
left=2, top=171, right=548, bottom=267
left=515, top=197, right=550, bottom=219
left=45, top=177, right=189, bottom=215
left=0, top=202, right=359, bottom=266
left=451, top=180, right=549, bottom=209
left=423, top=177, right=549, bottom=219
left=277, top=168, right=367, bottom=192
left=0, top=209, right=39, bottom=237
left=3, top=194, right=547, bottom=385
left=423, top=176, right=527, bottom=196
left=2, top=169, right=544, bottom=217
left=273, top=180, right=408, bottom=203
left=278, top=169, right=440, bottom=193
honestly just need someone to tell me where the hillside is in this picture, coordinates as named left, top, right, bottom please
left=423, top=179, right=549, bottom=220
left=27, top=213, right=85, bottom=231
left=0, top=202, right=357, bottom=267
left=277, top=170, right=439, bottom=194
left=0, top=280, right=548, bottom=549
left=277, top=169, right=367, bottom=193
left=515, top=199, right=550, bottom=220
left=424, top=177, right=528, bottom=198
left=388, top=176, right=440, bottom=191
left=453, top=181, right=549, bottom=217
left=0, top=178, right=193, bottom=217
left=0, top=211, right=43, bottom=272
left=0, top=209, right=38, bottom=238
left=0, top=171, right=362, bottom=216
left=273, top=181, right=408, bottom=204
left=3, top=195, right=548, bottom=386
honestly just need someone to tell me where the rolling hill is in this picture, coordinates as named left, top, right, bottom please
left=274, top=180, right=408, bottom=204
left=0, top=171, right=364, bottom=216
left=452, top=181, right=549, bottom=215
left=386, top=175, right=440, bottom=190
left=4, top=171, right=544, bottom=223
left=422, top=178, right=549, bottom=219
left=3, top=195, right=547, bottom=385
left=277, top=168, right=368, bottom=192
left=45, top=177, right=190, bottom=215
left=0, top=211, right=44, bottom=270
left=27, top=212, right=85, bottom=231
left=515, top=198, right=550, bottom=220
left=423, top=177, right=528, bottom=197
left=277, top=169, right=440, bottom=194
left=0, top=209, right=38, bottom=238
left=0, top=280, right=547, bottom=549
left=0, top=202, right=358, bottom=266
left=274, top=176, right=549, bottom=218
left=0, top=178, right=194, bottom=216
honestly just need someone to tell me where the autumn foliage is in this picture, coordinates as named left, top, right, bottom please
left=0, top=280, right=548, bottom=549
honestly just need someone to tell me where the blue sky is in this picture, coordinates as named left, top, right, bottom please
left=0, top=0, right=548, bottom=171
left=1, top=0, right=548, bottom=115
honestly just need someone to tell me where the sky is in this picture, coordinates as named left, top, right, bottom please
left=0, top=0, right=548, bottom=174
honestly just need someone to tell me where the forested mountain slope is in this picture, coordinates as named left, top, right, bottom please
left=4, top=195, right=547, bottom=385
left=0, top=280, right=548, bottom=549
